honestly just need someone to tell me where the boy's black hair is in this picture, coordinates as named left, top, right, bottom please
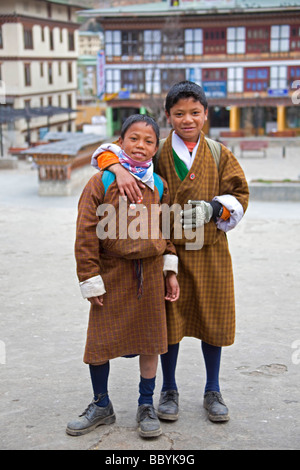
left=120, top=114, right=160, bottom=146
left=165, top=81, right=208, bottom=114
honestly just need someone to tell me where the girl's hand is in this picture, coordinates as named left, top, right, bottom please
left=165, top=272, right=180, bottom=302
left=88, top=296, right=104, bottom=307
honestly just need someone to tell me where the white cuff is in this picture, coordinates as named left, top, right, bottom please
left=79, top=275, right=106, bottom=299
left=163, top=254, right=178, bottom=276
left=213, top=194, right=244, bottom=232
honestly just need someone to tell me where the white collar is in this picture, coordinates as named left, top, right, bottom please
left=172, top=132, right=200, bottom=170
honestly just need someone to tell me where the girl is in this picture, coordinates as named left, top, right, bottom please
left=66, top=115, right=179, bottom=438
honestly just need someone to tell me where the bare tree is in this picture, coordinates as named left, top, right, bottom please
left=142, top=16, right=185, bottom=129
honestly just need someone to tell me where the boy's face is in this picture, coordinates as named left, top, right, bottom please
left=165, top=97, right=208, bottom=142
left=118, top=122, right=158, bottom=162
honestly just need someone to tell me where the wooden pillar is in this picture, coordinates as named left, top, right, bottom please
left=229, top=106, right=240, bottom=132
left=277, top=105, right=286, bottom=132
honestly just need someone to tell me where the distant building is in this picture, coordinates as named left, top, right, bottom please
left=77, top=21, right=104, bottom=99
left=79, top=0, right=300, bottom=137
left=76, top=19, right=106, bottom=132
left=0, top=0, right=87, bottom=148
left=92, top=0, right=162, bottom=6
left=22, top=131, right=104, bottom=195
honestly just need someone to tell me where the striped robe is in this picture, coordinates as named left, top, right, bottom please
left=156, top=131, right=249, bottom=347
left=75, top=171, right=177, bottom=365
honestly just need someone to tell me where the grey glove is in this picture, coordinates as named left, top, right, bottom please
left=180, top=200, right=213, bottom=229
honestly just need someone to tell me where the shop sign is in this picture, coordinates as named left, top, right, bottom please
left=267, top=88, right=289, bottom=97
left=202, top=81, right=227, bottom=98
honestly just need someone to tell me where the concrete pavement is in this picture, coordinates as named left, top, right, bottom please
left=0, top=147, right=300, bottom=450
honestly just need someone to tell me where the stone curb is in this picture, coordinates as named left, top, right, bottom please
left=249, top=182, right=300, bottom=201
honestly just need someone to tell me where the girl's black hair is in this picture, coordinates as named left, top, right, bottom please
left=120, top=114, right=160, bottom=146
left=165, top=81, right=208, bottom=114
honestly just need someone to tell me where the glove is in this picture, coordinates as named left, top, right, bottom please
left=180, top=200, right=213, bottom=229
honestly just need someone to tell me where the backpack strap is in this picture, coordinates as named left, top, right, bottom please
left=102, top=169, right=164, bottom=201
left=204, top=136, right=221, bottom=170
left=153, top=138, right=166, bottom=171
left=102, top=170, right=116, bottom=193
left=153, top=135, right=221, bottom=170
left=153, top=173, right=164, bottom=200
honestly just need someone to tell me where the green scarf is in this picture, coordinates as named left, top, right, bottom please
left=172, top=149, right=189, bottom=181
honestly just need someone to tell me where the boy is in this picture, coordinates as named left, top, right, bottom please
left=96, top=82, right=249, bottom=423
left=66, top=115, right=179, bottom=438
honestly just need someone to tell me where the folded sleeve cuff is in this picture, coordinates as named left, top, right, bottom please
left=163, top=254, right=178, bottom=276
left=213, top=194, right=244, bottom=232
left=97, top=153, right=119, bottom=170
left=79, top=275, right=106, bottom=299
left=91, top=143, right=121, bottom=170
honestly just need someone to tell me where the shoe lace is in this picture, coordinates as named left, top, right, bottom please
left=79, top=393, right=108, bottom=418
left=206, top=391, right=226, bottom=406
left=79, top=402, right=95, bottom=418
left=139, top=405, right=157, bottom=421
left=161, top=390, right=178, bottom=405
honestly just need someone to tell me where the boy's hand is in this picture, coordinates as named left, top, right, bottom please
left=111, top=164, right=145, bottom=203
left=165, top=272, right=180, bottom=302
left=88, top=295, right=104, bottom=307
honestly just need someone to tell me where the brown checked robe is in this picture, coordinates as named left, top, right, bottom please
left=75, top=171, right=176, bottom=365
left=156, top=130, right=249, bottom=347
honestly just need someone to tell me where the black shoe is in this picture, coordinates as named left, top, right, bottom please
left=157, top=390, right=179, bottom=421
left=136, top=404, right=162, bottom=438
left=203, top=391, right=229, bottom=422
left=66, top=395, right=116, bottom=436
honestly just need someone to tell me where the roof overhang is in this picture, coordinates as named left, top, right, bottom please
left=0, top=106, right=77, bottom=124
left=78, top=1, right=300, bottom=19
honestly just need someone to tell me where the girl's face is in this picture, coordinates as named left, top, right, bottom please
left=165, top=97, right=208, bottom=142
left=118, top=122, right=158, bottom=162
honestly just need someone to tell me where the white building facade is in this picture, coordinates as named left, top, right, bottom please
left=0, top=0, right=83, bottom=148
left=80, top=1, right=300, bottom=137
